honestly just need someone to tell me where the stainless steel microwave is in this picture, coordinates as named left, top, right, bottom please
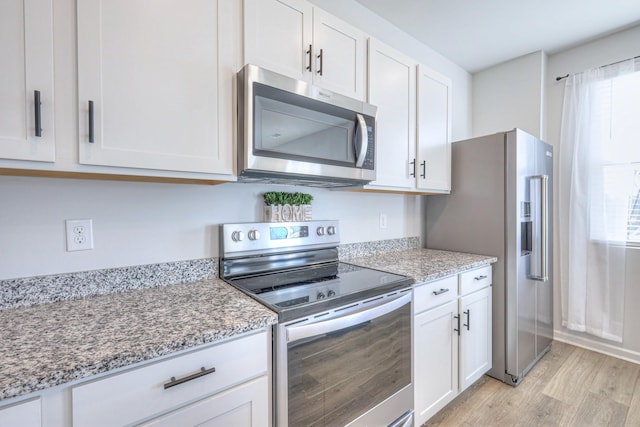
left=237, top=64, right=377, bottom=187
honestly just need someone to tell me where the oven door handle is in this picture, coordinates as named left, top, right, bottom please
left=286, top=291, right=411, bottom=343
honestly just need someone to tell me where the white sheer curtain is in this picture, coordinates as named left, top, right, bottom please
left=558, top=58, right=637, bottom=342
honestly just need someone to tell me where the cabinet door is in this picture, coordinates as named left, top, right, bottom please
left=414, top=300, right=459, bottom=426
left=0, top=0, right=54, bottom=162
left=459, top=286, right=492, bottom=390
left=416, top=64, right=452, bottom=193
left=140, top=377, right=268, bottom=427
left=367, top=39, right=416, bottom=189
left=77, top=0, right=235, bottom=174
left=244, top=0, right=313, bottom=83
left=312, top=8, right=366, bottom=100
left=0, top=398, right=41, bottom=427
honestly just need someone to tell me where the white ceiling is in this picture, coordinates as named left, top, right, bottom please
left=354, top=0, right=640, bottom=73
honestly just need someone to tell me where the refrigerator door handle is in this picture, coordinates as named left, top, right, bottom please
left=529, top=175, right=548, bottom=281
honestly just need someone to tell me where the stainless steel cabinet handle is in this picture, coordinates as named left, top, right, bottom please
left=454, top=314, right=460, bottom=336
left=163, top=366, right=216, bottom=390
left=420, top=160, right=426, bottom=178
left=34, top=90, right=42, bottom=137
left=306, top=44, right=312, bottom=72
left=474, top=275, right=487, bottom=281
left=432, top=288, right=449, bottom=296
left=317, top=48, right=323, bottom=75
left=88, top=100, right=95, bottom=143
left=463, top=309, right=470, bottom=330
left=409, top=159, right=416, bottom=177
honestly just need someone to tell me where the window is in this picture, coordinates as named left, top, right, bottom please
left=590, top=70, right=640, bottom=245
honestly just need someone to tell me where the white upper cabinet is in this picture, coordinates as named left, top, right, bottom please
left=244, top=0, right=366, bottom=100
left=0, top=0, right=55, bottom=162
left=244, top=0, right=313, bottom=83
left=366, top=41, right=453, bottom=193
left=77, top=0, right=236, bottom=175
left=367, top=39, right=416, bottom=189
left=311, top=8, right=366, bottom=100
left=417, top=64, right=452, bottom=193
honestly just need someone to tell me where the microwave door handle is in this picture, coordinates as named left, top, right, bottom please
left=354, top=113, right=368, bottom=168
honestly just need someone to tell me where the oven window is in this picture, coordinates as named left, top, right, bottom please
left=287, top=301, right=411, bottom=426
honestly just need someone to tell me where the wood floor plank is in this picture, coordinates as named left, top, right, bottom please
left=568, top=391, right=628, bottom=426
left=626, top=376, right=640, bottom=427
left=589, top=355, right=640, bottom=406
left=542, top=346, right=606, bottom=404
left=424, top=376, right=503, bottom=427
left=422, top=341, right=640, bottom=427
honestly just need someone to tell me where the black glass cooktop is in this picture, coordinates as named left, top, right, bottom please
left=225, top=262, right=413, bottom=322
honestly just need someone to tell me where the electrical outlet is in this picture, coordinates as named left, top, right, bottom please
left=66, top=219, right=94, bottom=251
left=379, top=213, right=388, bottom=229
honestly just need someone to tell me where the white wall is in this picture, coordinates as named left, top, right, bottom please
left=469, top=24, right=640, bottom=361
left=2, top=0, right=475, bottom=281
left=545, top=25, right=640, bottom=360
left=309, top=0, right=472, bottom=141
left=472, top=51, right=546, bottom=138
left=0, top=176, right=422, bottom=279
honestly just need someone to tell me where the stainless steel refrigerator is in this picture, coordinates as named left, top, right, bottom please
left=425, top=129, right=553, bottom=385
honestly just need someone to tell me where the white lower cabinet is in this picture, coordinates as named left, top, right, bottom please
left=139, top=376, right=268, bottom=427
left=0, top=397, right=41, bottom=427
left=460, top=286, right=492, bottom=390
left=72, top=331, right=269, bottom=427
left=413, top=266, right=492, bottom=426
left=414, top=299, right=458, bottom=423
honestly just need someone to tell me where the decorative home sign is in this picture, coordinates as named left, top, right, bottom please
left=263, top=192, right=313, bottom=222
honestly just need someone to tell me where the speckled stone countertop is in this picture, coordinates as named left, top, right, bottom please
left=0, top=278, right=276, bottom=401
left=344, top=248, right=497, bottom=283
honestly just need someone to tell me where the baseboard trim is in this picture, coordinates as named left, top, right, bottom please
left=554, top=329, right=640, bottom=364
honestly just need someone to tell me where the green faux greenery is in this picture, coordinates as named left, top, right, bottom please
left=263, top=191, right=313, bottom=206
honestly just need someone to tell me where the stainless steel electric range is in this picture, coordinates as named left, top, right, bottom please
left=220, top=220, right=415, bottom=427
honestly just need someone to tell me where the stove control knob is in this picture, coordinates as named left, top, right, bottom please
left=327, top=290, right=336, bottom=297
left=327, top=226, right=336, bottom=236
left=231, top=231, right=244, bottom=242
left=317, top=292, right=326, bottom=300
left=316, top=226, right=325, bottom=236
left=248, top=229, right=261, bottom=241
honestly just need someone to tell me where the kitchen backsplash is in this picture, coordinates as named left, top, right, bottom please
left=0, top=237, right=421, bottom=311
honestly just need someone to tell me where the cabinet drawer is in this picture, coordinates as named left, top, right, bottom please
left=414, top=276, right=458, bottom=313
left=72, top=331, right=267, bottom=427
left=459, top=266, right=492, bottom=296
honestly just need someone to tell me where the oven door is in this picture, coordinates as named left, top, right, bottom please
left=276, top=290, right=413, bottom=427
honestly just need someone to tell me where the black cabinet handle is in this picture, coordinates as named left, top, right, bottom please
left=306, top=44, right=312, bottom=72
left=88, top=100, right=94, bottom=143
left=409, top=159, right=416, bottom=177
left=34, top=90, right=42, bottom=137
left=432, top=288, right=450, bottom=296
left=420, top=160, right=426, bottom=178
left=454, top=314, right=460, bottom=336
left=464, top=309, right=470, bottom=331
left=317, top=48, right=323, bottom=76
left=163, top=366, right=216, bottom=390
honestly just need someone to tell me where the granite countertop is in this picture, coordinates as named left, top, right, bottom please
left=0, top=279, right=277, bottom=402
left=345, top=248, right=497, bottom=283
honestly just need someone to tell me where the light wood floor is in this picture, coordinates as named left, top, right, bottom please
left=423, top=341, right=640, bottom=427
